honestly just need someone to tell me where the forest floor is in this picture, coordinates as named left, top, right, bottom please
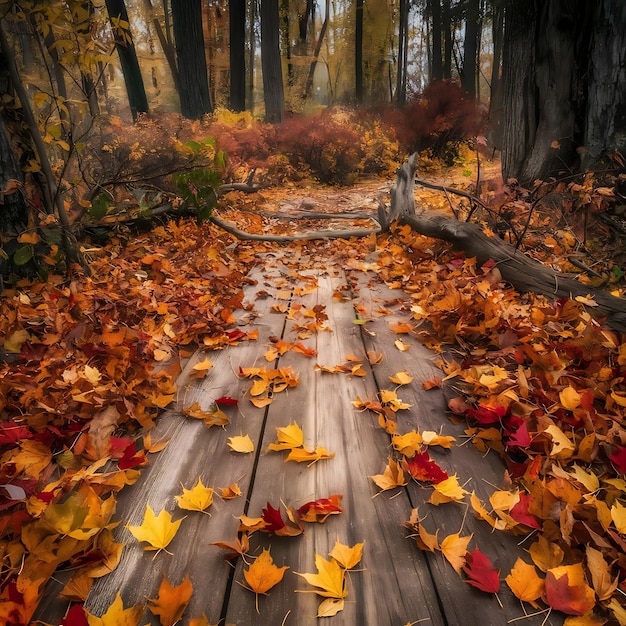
left=3, top=159, right=626, bottom=625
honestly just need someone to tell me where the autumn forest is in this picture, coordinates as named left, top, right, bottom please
left=1, top=1, right=626, bottom=625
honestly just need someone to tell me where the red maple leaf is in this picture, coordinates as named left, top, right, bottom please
left=404, top=450, right=448, bottom=484
left=261, top=502, right=285, bottom=532
left=509, top=493, right=542, bottom=529
left=60, top=604, right=88, bottom=626
left=465, top=404, right=508, bottom=425
left=505, top=420, right=532, bottom=449
left=462, top=548, right=500, bottom=593
left=543, top=569, right=595, bottom=616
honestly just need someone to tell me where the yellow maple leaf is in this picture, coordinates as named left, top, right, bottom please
left=529, top=535, right=564, bottom=572
left=296, top=554, right=347, bottom=598
left=86, top=592, right=142, bottom=626
left=183, top=402, right=230, bottom=427
left=428, top=475, right=469, bottom=505
left=329, top=540, right=364, bottom=570
left=369, top=458, right=408, bottom=491
left=228, top=434, right=255, bottom=453
left=392, top=431, right=423, bottom=457
left=389, top=371, right=413, bottom=385
left=126, top=505, right=184, bottom=553
left=285, top=446, right=334, bottom=463
left=268, top=422, right=303, bottom=451
left=440, top=532, right=472, bottom=574
left=175, top=478, right=214, bottom=513
left=380, top=389, right=412, bottom=411
left=243, top=548, right=288, bottom=612
left=148, top=575, right=193, bottom=626
left=505, top=558, right=544, bottom=607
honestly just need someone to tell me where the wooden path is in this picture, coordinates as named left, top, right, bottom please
left=35, top=247, right=563, bottom=625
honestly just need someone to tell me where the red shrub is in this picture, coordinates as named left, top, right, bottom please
left=383, top=81, right=485, bottom=163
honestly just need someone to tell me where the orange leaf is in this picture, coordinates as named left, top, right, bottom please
left=440, top=532, right=472, bottom=574
left=86, top=592, right=142, bottom=626
left=505, top=558, right=544, bottom=606
left=243, top=548, right=288, bottom=611
left=148, top=575, right=193, bottom=626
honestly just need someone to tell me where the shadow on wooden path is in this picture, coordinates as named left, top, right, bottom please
left=35, top=248, right=562, bottom=626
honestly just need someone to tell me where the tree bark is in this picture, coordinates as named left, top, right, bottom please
left=461, top=0, right=479, bottom=98
left=429, top=0, right=443, bottom=80
left=229, top=0, right=246, bottom=111
left=355, top=0, right=363, bottom=103
left=395, top=0, right=408, bottom=105
left=584, top=0, right=626, bottom=161
left=260, top=0, right=285, bottom=122
left=105, top=0, right=149, bottom=121
left=303, top=0, right=329, bottom=101
left=172, top=0, right=212, bottom=119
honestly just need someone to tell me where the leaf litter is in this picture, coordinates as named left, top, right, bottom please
left=3, top=172, right=626, bottom=623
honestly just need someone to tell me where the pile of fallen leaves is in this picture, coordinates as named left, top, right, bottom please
left=365, top=223, right=626, bottom=622
left=0, top=220, right=256, bottom=624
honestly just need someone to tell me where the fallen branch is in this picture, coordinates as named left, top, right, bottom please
left=210, top=214, right=378, bottom=242
left=386, top=153, right=626, bottom=331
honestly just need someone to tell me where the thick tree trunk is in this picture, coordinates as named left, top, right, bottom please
left=429, top=0, right=443, bottom=80
left=260, top=0, right=284, bottom=122
left=172, top=0, right=212, bottom=119
left=584, top=0, right=626, bottom=161
left=105, top=0, right=149, bottom=121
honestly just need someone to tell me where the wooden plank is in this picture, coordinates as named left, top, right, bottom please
left=348, top=266, right=563, bottom=626
left=224, top=265, right=445, bottom=626
left=64, top=267, right=290, bottom=624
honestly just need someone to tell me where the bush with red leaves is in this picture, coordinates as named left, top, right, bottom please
left=383, top=81, right=485, bottom=163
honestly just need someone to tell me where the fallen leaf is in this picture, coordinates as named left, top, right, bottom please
left=389, top=371, right=413, bottom=385
left=285, top=446, right=334, bottom=463
left=505, top=558, right=544, bottom=606
left=243, top=548, right=288, bottom=611
left=268, top=422, right=304, bottom=451
left=329, top=540, right=364, bottom=569
left=148, top=575, right=193, bottom=626
left=126, top=505, right=184, bottom=553
left=543, top=563, right=596, bottom=616
left=441, top=532, right=472, bottom=574
left=219, top=483, right=242, bottom=499
left=585, top=545, right=618, bottom=601
left=428, top=475, right=469, bottom=505
left=175, top=478, right=214, bottom=513
left=369, top=457, right=408, bottom=491
left=463, top=548, right=500, bottom=593
left=86, top=592, right=142, bottom=626
left=296, top=554, right=347, bottom=598
left=228, top=434, right=255, bottom=453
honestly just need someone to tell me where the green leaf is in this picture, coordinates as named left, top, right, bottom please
left=89, top=193, right=111, bottom=220
left=13, top=245, right=33, bottom=266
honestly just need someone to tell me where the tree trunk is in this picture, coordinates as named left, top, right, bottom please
left=0, top=117, right=28, bottom=237
left=105, top=0, right=149, bottom=121
left=142, top=0, right=180, bottom=94
left=229, top=0, right=246, bottom=111
left=442, top=0, right=452, bottom=79
left=461, top=0, right=479, bottom=98
left=303, top=0, right=329, bottom=100
left=172, top=0, right=212, bottom=119
left=584, top=0, right=626, bottom=161
left=355, top=0, right=364, bottom=103
left=488, top=2, right=504, bottom=149
left=260, top=0, right=284, bottom=122
left=395, top=0, right=408, bottom=105
left=429, top=0, right=443, bottom=80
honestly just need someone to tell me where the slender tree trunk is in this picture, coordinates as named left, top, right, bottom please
left=105, top=0, right=149, bottom=120
left=395, top=0, right=408, bottom=105
left=442, top=0, right=452, bottom=79
left=488, top=1, right=504, bottom=146
left=461, top=0, right=479, bottom=97
left=248, top=0, right=256, bottom=113
left=229, top=0, right=246, bottom=111
left=429, top=0, right=443, bottom=80
left=142, top=0, right=180, bottom=93
left=355, top=0, right=363, bottom=103
left=280, top=0, right=293, bottom=86
left=260, top=0, right=284, bottom=122
left=172, top=0, right=212, bottom=119
left=303, top=0, right=329, bottom=100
